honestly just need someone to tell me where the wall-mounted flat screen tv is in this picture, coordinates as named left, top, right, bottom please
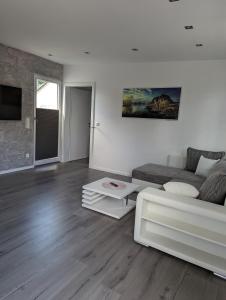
left=0, top=85, right=22, bottom=120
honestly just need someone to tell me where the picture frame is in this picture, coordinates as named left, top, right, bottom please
left=122, top=87, right=182, bottom=120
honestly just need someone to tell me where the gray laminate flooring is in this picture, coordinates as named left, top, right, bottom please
left=0, top=159, right=225, bottom=300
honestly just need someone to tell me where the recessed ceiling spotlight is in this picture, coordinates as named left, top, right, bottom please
left=48, top=53, right=53, bottom=57
left=185, top=26, right=194, bottom=30
left=131, top=48, right=139, bottom=52
left=196, top=43, right=203, bottom=47
left=84, top=51, right=90, bottom=54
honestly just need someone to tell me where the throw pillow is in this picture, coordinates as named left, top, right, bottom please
left=209, top=159, right=226, bottom=176
left=185, top=147, right=225, bottom=172
left=163, top=182, right=199, bottom=198
left=195, top=156, right=220, bottom=177
left=199, top=172, right=226, bottom=205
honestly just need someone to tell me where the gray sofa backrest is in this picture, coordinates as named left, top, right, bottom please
left=186, top=147, right=225, bottom=172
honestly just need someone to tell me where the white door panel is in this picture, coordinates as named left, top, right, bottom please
left=69, top=88, right=91, bottom=161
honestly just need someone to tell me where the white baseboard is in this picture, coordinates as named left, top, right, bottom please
left=35, top=157, right=60, bottom=166
left=214, top=273, right=226, bottom=280
left=62, top=155, right=88, bottom=163
left=0, top=165, right=34, bottom=175
left=90, top=165, right=131, bottom=177
left=70, top=155, right=89, bottom=161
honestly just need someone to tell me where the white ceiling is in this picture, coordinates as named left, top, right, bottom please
left=0, top=0, right=226, bottom=65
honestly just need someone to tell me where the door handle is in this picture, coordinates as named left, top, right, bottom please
left=89, top=122, right=96, bottom=129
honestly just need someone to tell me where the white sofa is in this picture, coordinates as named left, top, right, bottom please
left=134, top=187, right=226, bottom=278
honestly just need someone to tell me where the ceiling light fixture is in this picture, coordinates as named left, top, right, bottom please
left=169, top=0, right=180, bottom=2
left=196, top=43, right=203, bottom=47
left=131, top=48, right=139, bottom=52
left=184, top=26, right=194, bottom=30
left=84, top=51, right=90, bottom=54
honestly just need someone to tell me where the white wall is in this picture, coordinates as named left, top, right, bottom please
left=64, top=60, right=226, bottom=176
left=64, top=87, right=91, bottom=162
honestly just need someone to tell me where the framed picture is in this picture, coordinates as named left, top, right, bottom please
left=122, top=87, right=182, bottom=120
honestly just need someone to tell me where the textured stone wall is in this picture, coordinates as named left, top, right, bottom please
left=0, top=43, right=63, bottom=171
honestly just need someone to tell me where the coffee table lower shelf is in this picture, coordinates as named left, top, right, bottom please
left=82, top=196, right=136, bottom=219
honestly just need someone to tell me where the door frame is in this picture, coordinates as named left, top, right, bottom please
left=62, top=82, right=96, bottom=168
left=34, top=74, right=62, bottom=166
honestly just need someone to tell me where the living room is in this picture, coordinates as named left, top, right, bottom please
left=0, top=0, right=226, bottom=299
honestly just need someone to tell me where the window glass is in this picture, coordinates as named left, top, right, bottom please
left=36, top=79, right=58, bottom=110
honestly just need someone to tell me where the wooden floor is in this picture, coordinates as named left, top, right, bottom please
left=0, top=160, right=225, bottom=300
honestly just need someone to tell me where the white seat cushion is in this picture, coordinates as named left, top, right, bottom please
left=163, top=182, right=199, bottom=198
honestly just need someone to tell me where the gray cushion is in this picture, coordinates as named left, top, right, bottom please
left=186, top=147, right=225, bottom=172
left=209, top=159, right=226, bottom=176
left=132, top=163, right=205, bottom=186
left=199, top=172, right=226, bottom=205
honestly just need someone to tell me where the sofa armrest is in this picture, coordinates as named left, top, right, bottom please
left=134, top=187, right=226, bottom=277
left=137, top=187, right=226, bottom=221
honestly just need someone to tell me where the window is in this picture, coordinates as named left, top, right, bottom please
left=36, top=79, right=58, bottom=110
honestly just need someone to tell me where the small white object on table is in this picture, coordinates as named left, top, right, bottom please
left=82, top=177, right=139, bottom=219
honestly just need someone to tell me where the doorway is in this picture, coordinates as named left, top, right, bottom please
left=34, top=76, right=61, bottom=166
left=63, top=83, right=95, bottom=166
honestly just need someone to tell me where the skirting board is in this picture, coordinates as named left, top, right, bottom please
left=0, top=165, right=34, bottom=175
left=62, top=155, right=88, bottom=163
left=70, top=155, right=88, bottom=161
left=90, top=165, right=130, bottom=177
left=214, top=273, right=226, bottom=280
left=35, top=157, right=60, bottom=166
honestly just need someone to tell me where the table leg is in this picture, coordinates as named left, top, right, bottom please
left=122, top=196, right=129, bottom=207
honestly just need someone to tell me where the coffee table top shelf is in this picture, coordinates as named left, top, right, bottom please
left=82, top=177, right=138, bottom=200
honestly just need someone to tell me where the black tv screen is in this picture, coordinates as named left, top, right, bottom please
left=0, top=85, right=22, bottom=120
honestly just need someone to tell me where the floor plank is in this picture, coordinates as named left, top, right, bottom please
left=0, top=159, right=225, bottom=300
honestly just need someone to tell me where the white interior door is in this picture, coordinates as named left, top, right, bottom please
left=69, top=87, right=92, bottom=161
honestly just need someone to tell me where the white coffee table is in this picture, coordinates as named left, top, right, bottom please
left=82, top=177, right=139, bottom=219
